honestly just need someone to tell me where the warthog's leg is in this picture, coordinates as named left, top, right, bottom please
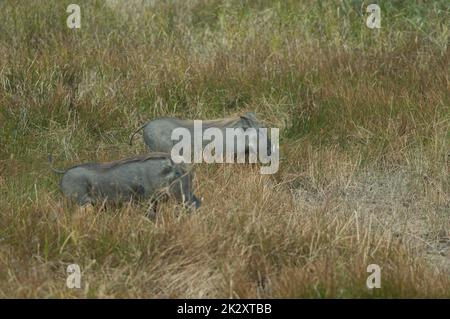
left=191, top=194, right=201, bottom=209
left=77, top=203, right=94, bottom=214
left=72, top=202, right=94, bottom=225
left=145, top=201, right=158, bottom=220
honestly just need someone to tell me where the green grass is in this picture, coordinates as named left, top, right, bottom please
left=0, top=0, right=449, bottom=298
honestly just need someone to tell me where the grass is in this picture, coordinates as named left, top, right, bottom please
left=0, top=0, right=449, bottom=298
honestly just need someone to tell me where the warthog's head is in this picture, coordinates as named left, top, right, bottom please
left=239, top=112, right=272, bottom=157
left=166, top=162, right=201, bottom=209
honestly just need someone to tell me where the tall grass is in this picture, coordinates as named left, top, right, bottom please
left=0, top=0, right=449, bottom=297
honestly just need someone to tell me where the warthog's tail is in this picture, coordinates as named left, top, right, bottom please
left=129, top=122, right=148, bottom=146
left=48, top=154, right=66, bottom=174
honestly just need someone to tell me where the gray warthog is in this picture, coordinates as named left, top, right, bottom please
left=129, top=112, right=272, bottom=160
left=48, top=153, right=200, bottom=210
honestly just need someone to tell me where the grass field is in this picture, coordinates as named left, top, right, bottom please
left=0, top=0, right=449, bottom=298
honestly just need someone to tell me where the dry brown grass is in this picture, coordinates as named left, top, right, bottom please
left=0, top=0, right=449, bottom=298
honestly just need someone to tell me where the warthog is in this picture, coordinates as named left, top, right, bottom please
left=129, top=112, right=272, bottom=159
left=48, top=153, right=201, bottom=210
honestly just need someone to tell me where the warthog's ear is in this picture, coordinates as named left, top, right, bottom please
left=240, top=112, right=258, bottom=128
left=241, top=112, right=257, bottom=121
left=161, top=165, right=172, bottom=176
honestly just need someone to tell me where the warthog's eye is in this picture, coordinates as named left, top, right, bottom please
left=174, top=170, right=182, bottom=177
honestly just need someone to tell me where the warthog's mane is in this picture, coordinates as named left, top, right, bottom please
left=71, top=152, right=173, bottom=171
left=164, top=117, right=242, bottom=129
